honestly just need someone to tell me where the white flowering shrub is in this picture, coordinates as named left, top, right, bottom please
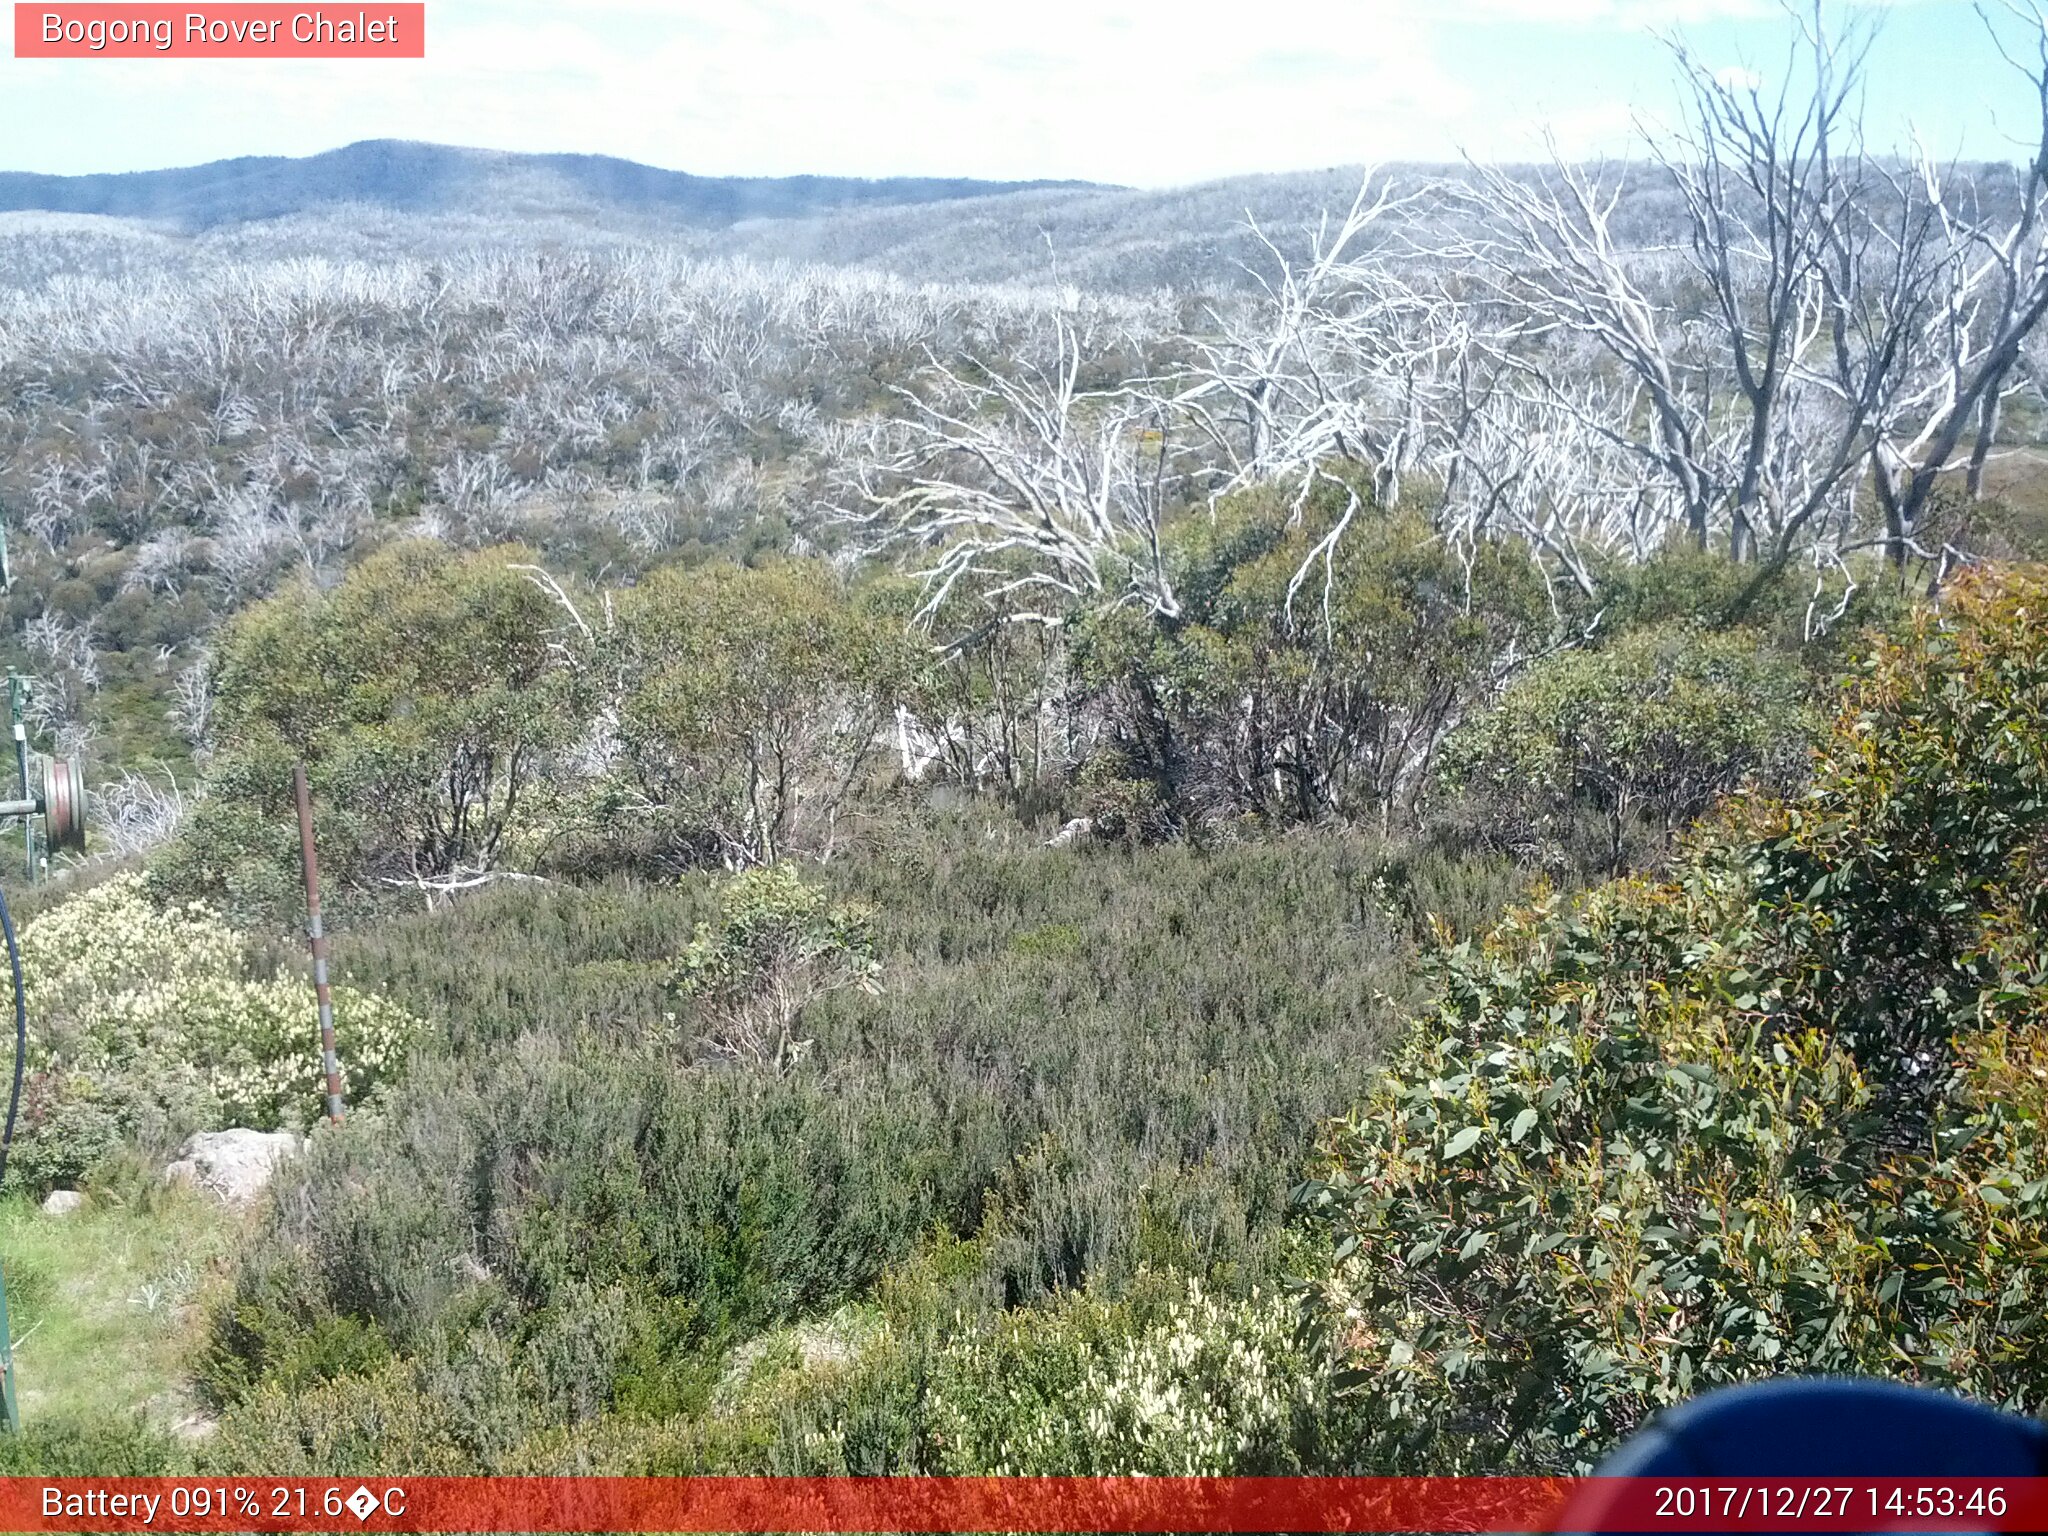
left=0, top=873, right=424, bottom=1186
left=927, top=1276, right=1323, bottom=1475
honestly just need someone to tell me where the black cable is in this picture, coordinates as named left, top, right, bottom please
left=0, top=887, right=24, bottom=1190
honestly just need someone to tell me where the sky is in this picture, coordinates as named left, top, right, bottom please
left=0, top=0, right=2037, bottom=186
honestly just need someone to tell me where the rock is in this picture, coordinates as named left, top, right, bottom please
left=1044, top=816, right=1093, bottom=848
left=164, top=1129, right=303, bottom=1205
left=39, top=1189, right=84, bottom=1217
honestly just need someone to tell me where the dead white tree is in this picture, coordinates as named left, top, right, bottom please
left=167, top=650, right=214, bottom=757
left=1167, top=173, right=1449, bottom=502
left=1447, top=4, right=1950, bottom=568
left=91, top=771, right=187, bottom=858
left=855, top=317, right=1182, bottom=632
left=1433, top=369, right=1649, bottom=600
left=1872, top=3, right=2048, bottom=563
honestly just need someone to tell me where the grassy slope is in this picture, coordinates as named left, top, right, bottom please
left=0, top=1185, right=239, bottom=1442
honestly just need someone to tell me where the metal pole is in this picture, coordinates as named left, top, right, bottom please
left=9, top=678, right=28, bottom=884
left=293, top=763, right=346, bottom=1127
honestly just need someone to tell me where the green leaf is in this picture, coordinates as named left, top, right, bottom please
left=1443, top=1125, right=1486, bottom=1160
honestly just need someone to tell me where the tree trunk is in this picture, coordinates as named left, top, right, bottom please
left=1966, top=391, right=2001, bottom=501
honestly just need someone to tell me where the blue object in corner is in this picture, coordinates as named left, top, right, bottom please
left=1555, top=1378, right=2048, bottom=1535
left=1593, top=1378, right=2048, bottom=1477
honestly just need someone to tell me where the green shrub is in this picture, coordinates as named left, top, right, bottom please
left=495, top=1406, right=786, bottom=1475
left=200, top=1035, right=982, bottom=1410
left=1011, top=922, right=1084, bottom=959
left=1075, top=750, right=1175, bottom=844
left=1, top=874, right=425, bottom=1188
left=1440, top=623, right=1817, bottom=872
left=610, top=560, right=920, bottom=867
left=673, top=865, right=880, bottom=1069
left=696, top=1260, right=1350, bottom=1477
left=0, top=1415, right=176, bottom=1475
left=5, top=1071, right=134, bottom=1193
left=1298, top=563, right=2048, bottom=1474
left=925, top=1272, right=1327, bottom=1475
left=1074, top=488, right=1553, bottom=827
left=162, top=542, right=578, bottom=915
left=203, top=1359, right=477, bottom=1475
left=200, top=1298, right=394, bottom=1408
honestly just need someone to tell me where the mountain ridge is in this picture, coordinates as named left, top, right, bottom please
left=0, top=139, right=1106, bottom=229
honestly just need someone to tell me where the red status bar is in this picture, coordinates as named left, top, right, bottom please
left=6, top=1475, right=2047, bottom=1533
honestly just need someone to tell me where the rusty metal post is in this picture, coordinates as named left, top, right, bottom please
left=293, top=763, right=346, bottom=1126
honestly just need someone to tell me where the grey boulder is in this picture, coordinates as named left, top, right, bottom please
left=164, top=1129, right=304, bottom=1205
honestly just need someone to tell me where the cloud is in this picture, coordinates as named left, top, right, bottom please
left=0, top=0, right=1984, bottom=184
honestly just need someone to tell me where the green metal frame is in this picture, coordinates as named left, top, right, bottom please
left=0, top=1265, right=20, bottom=1434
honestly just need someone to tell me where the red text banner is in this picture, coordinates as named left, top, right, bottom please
left=2, top=1476, right=2047, bottom=1532
left=14, top=5, right=424, bottom=58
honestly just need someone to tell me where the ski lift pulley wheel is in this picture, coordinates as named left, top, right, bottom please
left=35, top=753, right=84, bottom=855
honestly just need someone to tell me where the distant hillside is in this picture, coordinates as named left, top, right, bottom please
left=712, top=169, right=1388, bottom=291
left=708, top=159, right=2033, bottom=293
left=707, top=165, right=1531, bottom=292
left=0, top=140, right=1101, bottom=230
left=6, top=147, right=2013, bottom=298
